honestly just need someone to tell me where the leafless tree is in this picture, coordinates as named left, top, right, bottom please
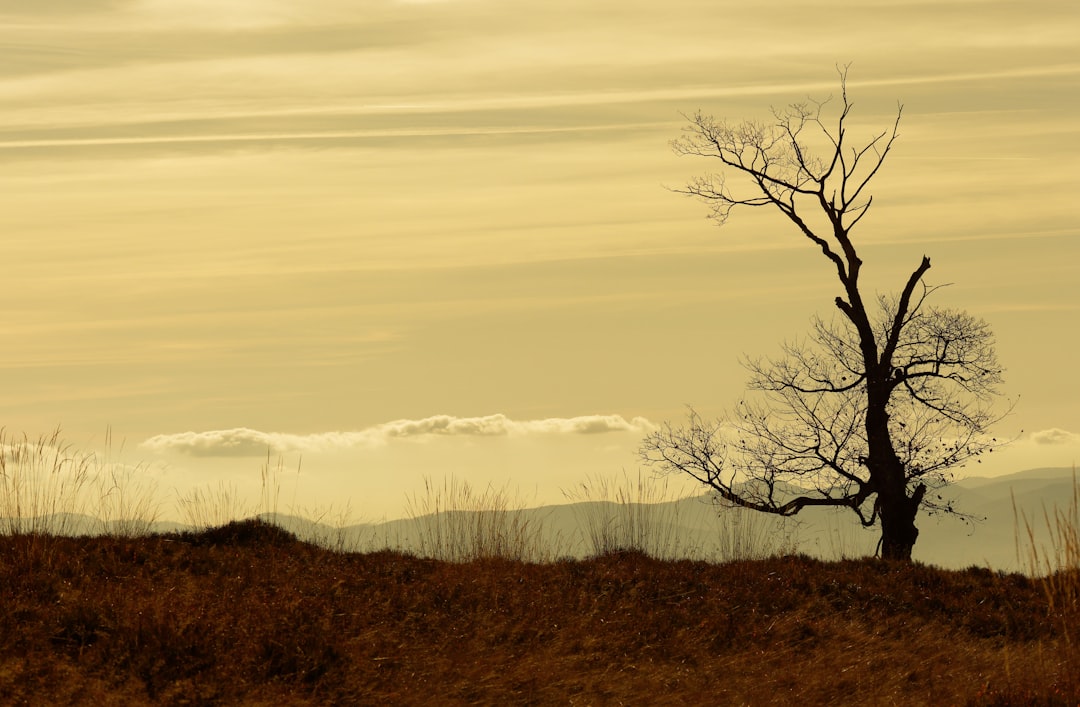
left=641, top=70, right=1007, bottom=561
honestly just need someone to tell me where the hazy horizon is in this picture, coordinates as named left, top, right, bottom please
left=2, top=0, right=1078, bottom=521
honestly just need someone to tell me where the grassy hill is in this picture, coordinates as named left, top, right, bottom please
left=3, top=442, right=1078, bottom=703
left=1, top=518, right=1077, bottom=705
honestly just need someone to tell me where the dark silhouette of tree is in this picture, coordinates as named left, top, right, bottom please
left=641, top=70, right=1007, bottom=561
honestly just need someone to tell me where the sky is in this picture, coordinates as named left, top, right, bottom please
left=1, top=0, right=1078, bottom=523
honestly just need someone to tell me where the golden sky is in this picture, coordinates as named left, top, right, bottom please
left=2, top=0, right=1078, bottom=520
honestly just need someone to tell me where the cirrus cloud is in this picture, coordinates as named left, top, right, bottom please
left=140, top=413, right=656, bottom=457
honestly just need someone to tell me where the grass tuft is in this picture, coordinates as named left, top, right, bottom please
left=1015, top=466, right=1080, bottom=650
left=0, top=428, right=94, bottom=536
left=563, top=469, right=688, bottom=558
left=404, top=475, right=560, bottom=562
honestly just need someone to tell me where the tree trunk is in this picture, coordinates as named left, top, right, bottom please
left=862, top=367, right=926, bottom=561
left=876, top=483, right=925, bottom=561
left=878, top=502, right=917, bottom=561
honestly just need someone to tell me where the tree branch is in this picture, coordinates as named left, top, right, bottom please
left=881, top=256, right=933, bottom=372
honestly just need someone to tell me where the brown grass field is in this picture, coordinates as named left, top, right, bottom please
left=1, top=518, right=1078, bottom=706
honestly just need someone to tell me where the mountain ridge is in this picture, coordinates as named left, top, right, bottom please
left=3, top=466, right=1074, bottom=572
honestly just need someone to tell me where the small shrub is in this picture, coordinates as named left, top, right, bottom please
left=179, top=517, right=302, bottom=549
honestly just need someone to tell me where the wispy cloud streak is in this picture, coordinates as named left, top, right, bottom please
left=0, top=123, right=664, bottom=151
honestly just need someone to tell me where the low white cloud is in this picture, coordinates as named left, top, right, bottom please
left=140, top=428, right=284, bottom=457
left=1030, top=428, right=1080, bottom=446
left=140, top=413, right=656, bottom=457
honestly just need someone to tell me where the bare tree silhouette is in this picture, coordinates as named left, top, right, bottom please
left=641, top=69, right=1008, bottom=561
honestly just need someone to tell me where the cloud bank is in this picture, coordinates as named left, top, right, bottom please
left=1030, top=428, right=1080, bottom=446
left=140, top=413, right=656, bottom=457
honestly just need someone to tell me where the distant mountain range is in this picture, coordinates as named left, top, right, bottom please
left=5, top=467, right=1076, bottom=573
left=919, top=466, right=1078, bottom=572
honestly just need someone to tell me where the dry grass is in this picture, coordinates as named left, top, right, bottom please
left=1015, top=467, right=1080, bottom=655
left=564, top=469, right=693, bottom=559
left=0, top=523, right=1076, bottom=705
left=0, top=428, right=162, bottom=537
left=93, top=429, right=162, bottom=538
left=0, top=428, right=96, bottom=536
left=405, top=476, right=561, bottom=562
left=175, top=451, right=291, bottom=532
